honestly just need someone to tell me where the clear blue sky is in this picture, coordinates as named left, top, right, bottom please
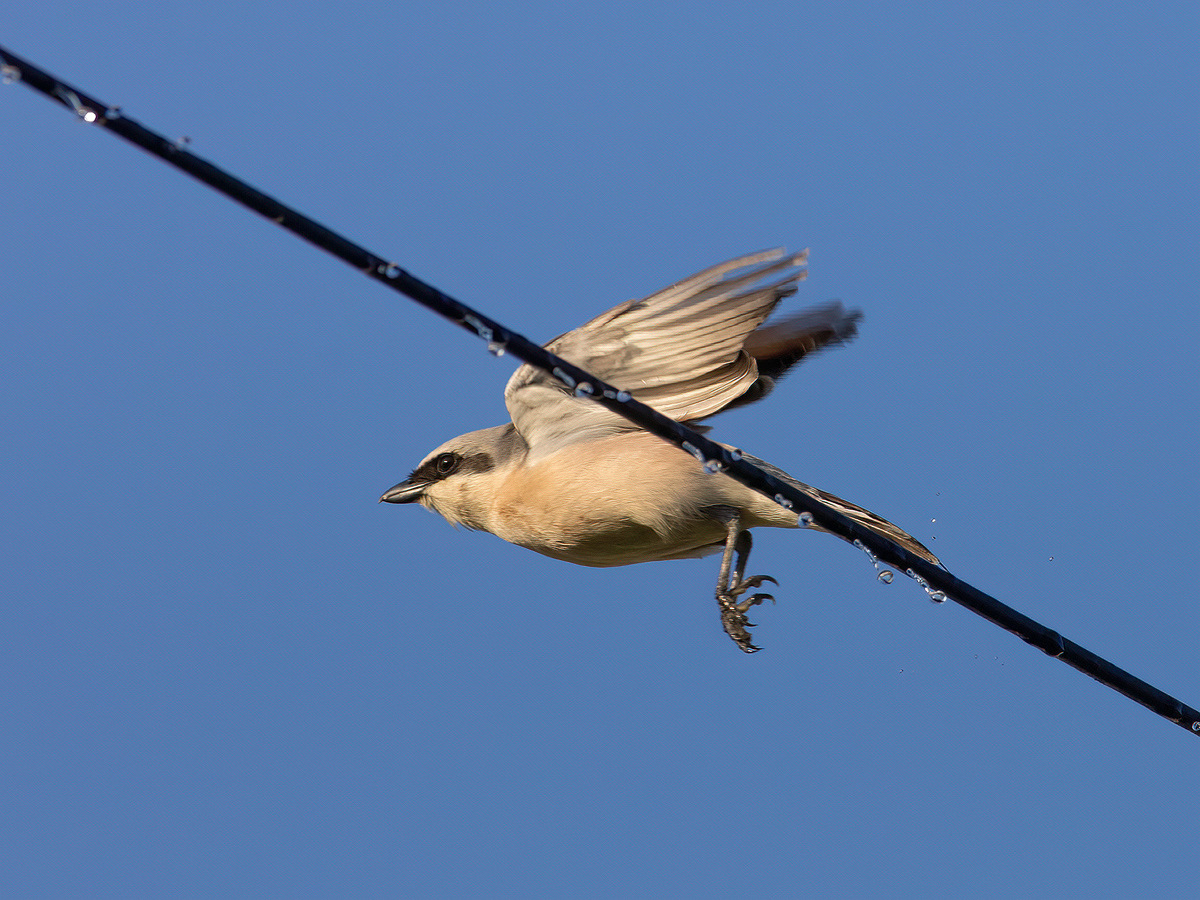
left=3, top=3, right=1197, bottom=897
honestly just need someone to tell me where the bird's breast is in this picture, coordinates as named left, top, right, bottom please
left=483, top=433, right=736, bottom=567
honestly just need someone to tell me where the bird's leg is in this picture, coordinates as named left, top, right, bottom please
left=709, top=507, right=778, bottom=653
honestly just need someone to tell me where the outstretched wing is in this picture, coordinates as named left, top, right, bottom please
left=505, top=249, right=809, bottom=458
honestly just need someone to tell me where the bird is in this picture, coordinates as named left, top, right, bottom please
left=381, top=249, right=939, bottom=652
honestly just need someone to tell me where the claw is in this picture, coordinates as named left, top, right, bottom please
left=724, top=574, right=779, bottom=600
left=717, top=574, right=782, bottom=652
left=719, top=603, right=762, bottom=652
left=709, top=516, right=781, bottom=652
left=741, top=575, right=779, bottom=590
left=736, top=593, right=775, bottom=613
left=718, top=591, right=770, bottom=653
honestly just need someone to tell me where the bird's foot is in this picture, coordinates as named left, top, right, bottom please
left=718, top=575, right=777, bottom=653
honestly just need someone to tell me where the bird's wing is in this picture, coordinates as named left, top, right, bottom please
left=505, top=249, right=808, bottom=458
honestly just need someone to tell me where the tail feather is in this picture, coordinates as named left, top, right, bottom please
left=741, top=451, right=940, bottom=566
left=727, top=302, right=863, bottom=411
left=802, top=483, right=942, bottom=566
left=745, top=301, right=863, bottom=381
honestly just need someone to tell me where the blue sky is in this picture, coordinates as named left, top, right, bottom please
left=3, top=3, right=1197, bottom=897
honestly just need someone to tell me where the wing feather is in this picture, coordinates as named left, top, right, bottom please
left=504, top=249, right=833, bottom=458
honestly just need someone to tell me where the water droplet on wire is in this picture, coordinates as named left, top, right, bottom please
left=798, top=511, right=814, bottom=527
left=703, top=459, right=725, bottom=474
left=487, top=341, right=506, bottom=357
left=906, top=568, right=947, bottom=603
left=854, top=539, right=896, bottom=585
left=463, top=314, right=492, bottom=343
left=681, top=441, right=705, bottom=464
left=54, top=87, right=96, bottom=123
left=574, top=382, right=595, bottom=397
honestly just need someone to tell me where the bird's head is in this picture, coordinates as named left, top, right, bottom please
left=380, top=424, right=525, bottom=531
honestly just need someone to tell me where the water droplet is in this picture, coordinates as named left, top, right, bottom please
left=551, top=367, right=575, bottom=389
left=729, top=448, right=743, bottom=461
left=854, top=539, right=897, bottom=584
left=574, top=382, right=595, bottom=397
left=904, top=568, right=946, bottom=602
left=931, top=518, right=937, bottom=523
left=615, top=390, right=631, bottom=403
left=681, top=442, right=706, bottom=465
left=773, top=494, right=794, bottom=510
left=381, top=263, right=402, bottom=278
left=703, top=459, right=725, bottom=474
left=56, top=87, right=93, bottom=122
left=487, top=341, right=506, bottom=356
left=1, top=65, right=19, bottom=85
left=798, top=511, right=814, bottom=527
left=1192, top=721, right=1200, bottom=733
left=463, top=314, right=492, bottom=343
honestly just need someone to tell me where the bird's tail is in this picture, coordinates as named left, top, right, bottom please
left=800, top=482, right=942, bottom=566
left=741, top=451, right=940, bottom=566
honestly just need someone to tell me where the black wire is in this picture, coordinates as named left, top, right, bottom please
left=3, top=45, right=1196, bottom=738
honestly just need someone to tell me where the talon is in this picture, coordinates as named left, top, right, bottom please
left=736, top=593, right=774, bottom=613
left=742, top=575, right=779, bottom=590
left=711, top=521, right=778, bottom=652
left=718, top=593, right=764, bottom=653
left=723, top=573, right=780, bottom=600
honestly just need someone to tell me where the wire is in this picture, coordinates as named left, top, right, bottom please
left=3, top=45, right=1196, bottom=738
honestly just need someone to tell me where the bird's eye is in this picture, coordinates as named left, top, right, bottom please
left=434, top=452, right=459, bottom=477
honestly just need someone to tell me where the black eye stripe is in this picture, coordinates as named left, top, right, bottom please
left=411, top=450, right=495, bottom=483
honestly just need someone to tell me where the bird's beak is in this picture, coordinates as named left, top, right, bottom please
left=379, top=479, right=427, bottom=504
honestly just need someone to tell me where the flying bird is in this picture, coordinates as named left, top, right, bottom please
left=381, top=249, right=939, bottom=651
